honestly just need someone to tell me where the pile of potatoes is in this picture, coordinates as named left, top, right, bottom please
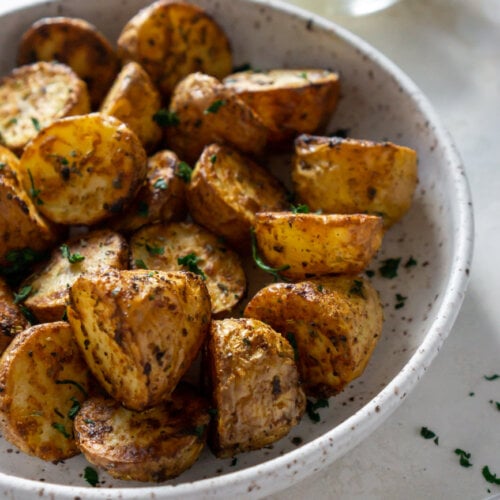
left=0, top=0, right=417, bottom=484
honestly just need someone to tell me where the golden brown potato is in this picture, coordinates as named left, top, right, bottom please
left=100, top=61, right=162, bottom=153
left=0, top=277, right=29, bottom=355
left=0, top=61, right=90, bottom=154
left=253, top=212, right=383, bottom=278
left=166, top=73, right=269, bottom=164
left=17, top=16, right=119, bottom=109
left=0, top=321, right=92, bottom=461
left=207, top=318, right=305, bottom=458
left=292, top=135, right=418, bottom=227
left=130, top=221, right=246, bottom=315
left=187, top=143, right=289, bottom=250
left=224, top=69, right=340, bottom=147
left=74, top=384, right=209, bottom=482
left=117, top=0, right=232, bottom=97
left=18, top=113, right=147, bottom=226
left=22, top=229, right=128, bottom=323
left=107, top=149, right=187, bottom=233
left=67, top=269, right=211, bottom=411
left=244, top=276, right=383, bottom=397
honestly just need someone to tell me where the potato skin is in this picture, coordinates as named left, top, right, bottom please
left=207, top=317, right=305, bottom=457
left=130, top=221, right=246, bottom=315
left=67, top=269, right=211, bottom=410
left=18, top=16, right=119, bottom=109
left=253, top=212, right=383, bottom=278
left=224, top=69, right=340, bottom=147
left=18, top=113, right=147, bottom=225
left=22, top=229, right=128, bottom=323
left=0, top=277, right=28, bottom=355
left=187, top=143, right=289, bottom=250
left=0, top=61, right=90, bottom=154
left=100, top=61, right=162, bottom=153
left=0, top=321, right=92, bottom=461
left=107, top=149, right=187, bottom=233
left=292, top=135, right=418, bottom=227
left=74, top=384, right=209, bottom=482
left=244, top=276, right=383, bottom=397
left=166, top=73, right=269, bottom=164
left=117, top=0, right=232, bottom=97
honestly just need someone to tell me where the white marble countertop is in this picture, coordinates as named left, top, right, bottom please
left=271, top=1, right=500, bottom=499
left=0, top=0, right=497, bottom=499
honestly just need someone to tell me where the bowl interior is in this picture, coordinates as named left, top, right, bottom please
left=0, top=0, right=472, bottom=497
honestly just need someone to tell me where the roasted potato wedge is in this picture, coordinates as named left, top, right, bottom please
left=130, top=221, right=246, bottom=315
left=207, top=318, right=305, bottom=457
left=187, top=143, right=289, bottom=250
left=117, top=0, right=232, bottom=97
left=67, top=269, right=211, bottom=410
left=18, top=113, right=147, bottom=225
left=22, top=229, right=128, bottom=323
left=74, top=384, right=209, bottom=482
left=100, top=61, right=162, bottom=153
left=253, top=212, right=383, bottom=278
left=224, top=69, right=340, bottom=147
left=107, top=149, right=187, bottom=233
left=0, top=277, right=29, bottom=355
left=0, top=61, right=90, bottom=154
left=0, top=321, right=92, bottom=461
left=166, top=73, right=269, bottom=164
left=17, top=16, right=119, bottom=109
left=244, top=276, right=383, bottom=397
left=292, top=135, right=418, bottom=227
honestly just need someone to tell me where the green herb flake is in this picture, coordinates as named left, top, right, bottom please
left=495, top=401, right=500, bottom=411
left=482, top=466, right=500, bottom=485
left=395, top=293, right=407, bottom=309
left=306, top=398, right=329, bottom=423
left=51, top=422, right=70, bottom=438
left=404, top=256, right=418, bottom=268
left=152, top=108, right=180, bottom=127
left=193, top=425, right=206, bottom=438
left=176, top=161, right=193, bottom=183
left=299, top=72, right=308, bottom=79
left=27, top=168, right=43, bottom=205
left=0, top=162, right=6, bottom=169
left=19, top=305, right=37, bottom=325
left=379, top=257, right=401, bottom=279
left=135, top=259, right=148, bottom=269
left=31, top=117, right=41, bottom=131
left=84, top=466, right=99, bottom=487
left=285, top=332, right=299, bottom=361
left=232, top=63, right=252, bottom=72
left=420, top=426, right=437, bottom=441
left=210, top=154, right=217, bottom=164
left=177, top=253, right=206, bottom=280
left=67, top=397, right=81, bottom=420
left=230, top=457, right=238, bottom=466
left=154, top=177, right=168, bottom=190
left=484, top=374, right=500, bottom=381
left=146, top=243, right=165, bottom=255
left=349, top=279, right=365, bottom=298
left=454, top=448, right=473, bottom=468
left=14, top=285, right=32, bottom=304
left=204, top=99, right=226, bottom=114
left=250, top=228, right=290, bottom=282
left=365, top=269, right=375, bottom=278
left=60, top=244, right=85, bottom=264
left=290, top=203, right=310, bottom=214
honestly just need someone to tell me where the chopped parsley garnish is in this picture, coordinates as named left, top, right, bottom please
left=31, top=117, right=41, bottom=131
left=13, top=285, right=32, bottom=304
left=420, top=426, right=439, bottom=444
left=285, top=332, right=299, bottom=361
left=67, top=397, right=81, bottom=420
left=349, top=279, right=365, bottom=298
left=250, top=228, right=290, bottom=282
left=454, top=449, right=473, bottom=468
left=365, top=269, right=375, bottom=278
left=146, top=243, right=164, bottom=255
left=19, top=305, right=37, bottom=325
left=484, top=374, right=500, bottom=381
left=27, top=168, right=43, bottom=205
left=0, top=247, right=46, bottom=285
left=482, top=466, right=500, bottom=485
left=204, top=99, right=226, bottom=114
left=55, top=379, right=88, bottom=398
left=290, top=203, right=310, bottom=214
left=404, top=256, right=418, bottom=268
left=210, top=154, right=217, bottom=164
left=135, top=259, right=148, bottom=269
left=306, top=398, right=329, bottom=423
left=0, top=162, right=6, bottom=169
left=230, top=457, right=238, bottom=466
left=232, top=62, right=252, bottom=72
left=51, top=422, right=70, bottom=438
left=152, top=108, right=180, bottom=127
left=395, top=293, right=407, bottom=309
left=84, top=466, right=99, bottom=487
left=176, top=161, right=193, bottom=183
left=154, top=177, right=168, bottom=190
left=299, top=72, right=308, bottom=79
left=379, top=257, right=401, bottom=279
left=177, top=253, right=206, bottom=280
left=60, top=244, right=85, bottom=264
left=137, top=201, right=149, bottom=217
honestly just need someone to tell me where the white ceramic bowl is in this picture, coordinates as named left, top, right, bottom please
left=0, top=0, right=473, bottom=498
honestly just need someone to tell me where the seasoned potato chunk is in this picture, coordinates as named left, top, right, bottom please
left=100, top=62, right=162, bottom=152
left=117, top=0, right=232, bottom=97
left=244, top=276, right=383, bottom=397
left=130, top=221, right=246, bottom=315
left=74, top=384, right=209, bottom=482
left=187, top=143, right=288, bottom=249
left=18, top=113, right=147, bottom=225
left=224, top=69, right=340, bottom=147
left=22, top=229, right=128, bottom=323
left=67, top=269, right=211, bottom=410
left=253, top=212, right=383, bottom=278
left=0, top=277, right=28, bottom=354
left=292, top=135, right=418, bottom=227
left=107, top=149, right=187, bottom=233
left=207, top=318, right=305, bottom=458
left=166, top=73, right=269, bottom=164
left=17, top=17, right=119, bottom=109
left=0, top=321, right=92, bottom=461
left=0, top=61, right=90, bottom=154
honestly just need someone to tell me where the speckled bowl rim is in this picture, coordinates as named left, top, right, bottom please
left=0, top=0, right=474, bottom=498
